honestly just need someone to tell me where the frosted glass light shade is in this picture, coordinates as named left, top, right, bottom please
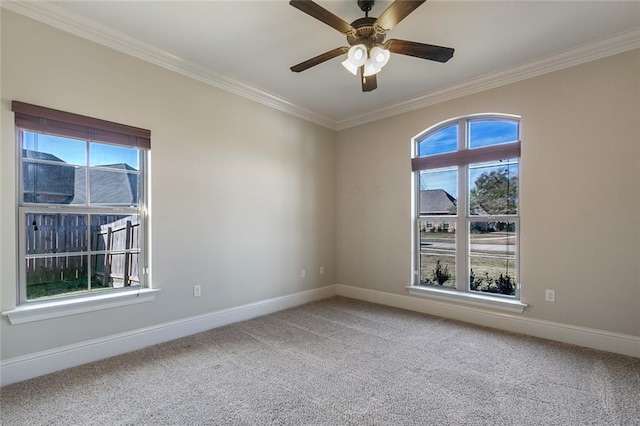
left=348, top=44, right=367, bottom=65
left=370, top=46, right=390, bottom=68
left=342, top=44, right=368, bottom=75
left=341, top=58, right=359, bottom=75
left=363, top=59, right=381, bottom=77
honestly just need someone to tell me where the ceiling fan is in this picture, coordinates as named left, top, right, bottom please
left=289, top=0, right=455, bottom=92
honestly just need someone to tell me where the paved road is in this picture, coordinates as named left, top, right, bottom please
left=421, top=241, right=514, bottom=254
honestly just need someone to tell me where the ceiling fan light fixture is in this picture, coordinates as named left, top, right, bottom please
left=343, top=44, right=368, bottom=76
left=341, top=58, right=359, bottom=75
left=347, top=44, right=367, bottom=66
left=363, top=59, right=381, bottom=77
left=370, top=46, right=390, bottom=68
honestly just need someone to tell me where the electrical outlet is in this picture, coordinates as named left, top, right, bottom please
left=320, top=266, right=325, bottom=275
left=193, top=285, right=201, bottom=297
left=545, top=289, right=555, bottom=302
left=301, top=269, right=306, bottom=278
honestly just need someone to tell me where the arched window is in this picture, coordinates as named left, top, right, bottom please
left=412, top=114, right=521, bottom=299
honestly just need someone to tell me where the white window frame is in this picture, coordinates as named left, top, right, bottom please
left=408, top=114, right=527, bottom=313
left=17, top=137, right=148, bottom=304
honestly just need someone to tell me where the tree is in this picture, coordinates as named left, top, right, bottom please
left=469, top=169, right=518, bottom=215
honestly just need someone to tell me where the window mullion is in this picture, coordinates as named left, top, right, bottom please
left=413, top=171, right=420, bottom=284
left=456, top=119, right=468, bottom=292
left=458, top=165, right=469, bottom=293
left=139, top=151, right=147, bottom=288
left=87, top=213, right=92, bottom=292
left=18, top=208, right=27, bottom=304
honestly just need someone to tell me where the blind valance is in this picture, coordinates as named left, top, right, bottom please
left=412, top=141, right=520, bottom=171
left=12, top=101, right=151, bottom=150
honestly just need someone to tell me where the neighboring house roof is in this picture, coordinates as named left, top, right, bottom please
left=76, top=163, right=139, bottom=206
left=420, top=189, right=457, bottom=215
left=23, top=150, right=75, bottom=204
left=420, top=189, right=490, bottom=217
left=23, top=150, right=138, bottom=206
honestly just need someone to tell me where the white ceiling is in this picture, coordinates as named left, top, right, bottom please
left=6, top=1, right=640, bottom=128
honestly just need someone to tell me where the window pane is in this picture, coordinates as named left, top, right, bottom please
left=469, top=221, right=517, bottom=296
left=22, top=132, right=87, bottom=165
left=92, top=253, right=140, bottom=288
left=25, top=255, right=88, bottom=300
left=469, top=159, right=518, bottom=215
left=469, top=120, right=518, bottom=149
left=418, top=219, right=456, bottom=288
left=91, top=215, right=141, bottom=287
left=90, top=142, right=139, bottom=170
left=89, top=169, right=139, bottom=206
left=25, top=213, right=88, bottom=255
left=23, top=163, right=86, bottom=205
left=91, top=215, right=141, bottom=251
left=418, top=168, right=457, bottom=215
left=418, top=124, right=458, bottom=157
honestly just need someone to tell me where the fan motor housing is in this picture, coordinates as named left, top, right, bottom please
left=347, top=17, right=385, bottom=46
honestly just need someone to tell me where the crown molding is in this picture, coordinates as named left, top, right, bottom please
left=1, top=1, right=337, bottom=130
left=336, top=28, right=640, bottom=130
left=3, top=1, right=639, bottom=132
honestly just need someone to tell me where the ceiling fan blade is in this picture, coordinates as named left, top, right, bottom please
left=375, top=0, right=427, bottom=33
left=290, top=47, right=349, bottom=72
left=290, top=0, right=356, bottom=35
left=360, top=67, right=377, bottom=92
left=385, top=39, right=454, bottom=63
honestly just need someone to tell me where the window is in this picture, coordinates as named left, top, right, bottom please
left=412, top=114, right=520, bottom=298
left=12, top=101, right=150, bottom=303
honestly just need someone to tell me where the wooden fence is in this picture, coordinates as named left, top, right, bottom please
left=25, top=213, right=140, bottom=288
left=93, top=215, right=140, bottom=287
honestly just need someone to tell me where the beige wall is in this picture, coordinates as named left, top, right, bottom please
left=1, top=11, right=336, bottom=360
left=337, top=49, right=640, bottom=336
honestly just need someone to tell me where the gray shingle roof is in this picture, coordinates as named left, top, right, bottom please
left=23, top=150, right=75, bottom=204
left=23, top=150, right=138, bottom=206
left=419, top=189, right=457, bottom=215
left=85, top=164, right=138, bottom=206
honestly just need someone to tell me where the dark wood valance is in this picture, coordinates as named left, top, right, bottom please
left=12, top=101, right=151, bottom=150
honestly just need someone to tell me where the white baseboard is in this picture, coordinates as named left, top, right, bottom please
left=0, top=285, right=337, bottom=386
left=336, top=284, right=640, bottom=358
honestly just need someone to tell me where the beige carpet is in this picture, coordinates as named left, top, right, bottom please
left=1, top=296, right=639, bottom=425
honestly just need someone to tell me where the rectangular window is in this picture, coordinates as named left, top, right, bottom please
left=413, top=115, right=520, bottom=298
left=13, top=101, right=150, bottom=303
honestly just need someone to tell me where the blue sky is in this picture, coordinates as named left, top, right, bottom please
left=418, top=119, right=518, bottom=157
left=22, top=131, right=139, bottom=170
left=419, top=119, right=518, bottom=195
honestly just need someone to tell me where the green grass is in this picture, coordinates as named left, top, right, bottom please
left=27, top=279, right=110, bottom=300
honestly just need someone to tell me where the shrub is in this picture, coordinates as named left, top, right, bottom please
left=470, top=269, right=515, bottom=296
left=495, top=273, right=516, bottom=295
left=432, top=260, right=451, bottom=285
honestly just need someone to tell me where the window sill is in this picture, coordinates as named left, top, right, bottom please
left=2, top=288, right=160, bottom=325
left=406, top=285, right=527, bottom=314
